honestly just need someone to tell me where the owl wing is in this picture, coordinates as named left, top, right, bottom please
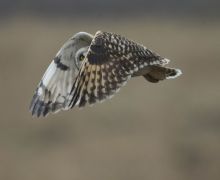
left=30, top=57, right=78, bottom=117
left=30, top=33, right=93, bottom=117
left=69, top=31, right=169, bottom=108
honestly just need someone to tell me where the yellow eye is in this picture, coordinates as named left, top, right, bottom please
left=79, top=54, right=85, bottom=61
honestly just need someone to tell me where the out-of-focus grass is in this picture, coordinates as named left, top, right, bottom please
left=0, top=17, right=220, bottom=180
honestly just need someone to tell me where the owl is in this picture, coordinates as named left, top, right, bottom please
left=30, top=31, right=182, bottom=117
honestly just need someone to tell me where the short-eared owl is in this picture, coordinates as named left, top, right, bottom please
left=30, top=31, right=182, bottom=117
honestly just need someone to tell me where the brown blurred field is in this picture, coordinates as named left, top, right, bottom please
left=0, top=17, right=220, bottom=180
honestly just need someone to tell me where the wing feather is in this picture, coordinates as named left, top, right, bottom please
left=69, top=31, right=168, bottom=108
left=30, top=32, right=93, bottom=117
left=30, top=31, right=171, bottom=116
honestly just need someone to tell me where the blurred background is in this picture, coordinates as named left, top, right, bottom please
left=0, top=0, right=220, bottom=180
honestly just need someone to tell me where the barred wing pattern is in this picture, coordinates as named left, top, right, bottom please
left=30, top=57, right=78, bottom=117
left=30, top=32, right=93, bottom=117
left=69, top=31, right=169, bottom=108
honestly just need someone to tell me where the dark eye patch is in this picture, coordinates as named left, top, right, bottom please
left=79, top=54, right=85, bottom=61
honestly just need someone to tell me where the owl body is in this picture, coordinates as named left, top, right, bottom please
left=30, top=31, right=182, bottom=117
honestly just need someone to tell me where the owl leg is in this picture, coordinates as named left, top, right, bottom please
left=143, top=66, right=182, bottom=83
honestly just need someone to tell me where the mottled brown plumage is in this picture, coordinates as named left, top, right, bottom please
left=30, top=31, right=182, bottom=117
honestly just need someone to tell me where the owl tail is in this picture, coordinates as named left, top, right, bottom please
left=143, top=66, right=182, bottom=83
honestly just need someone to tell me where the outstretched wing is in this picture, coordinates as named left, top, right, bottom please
left=69, top=31, right=169, bottom=108
left=30, top=32, right=93, bottom=117
left=30, top=57, right=77, bottom=117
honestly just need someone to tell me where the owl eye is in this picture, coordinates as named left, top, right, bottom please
left=79, top=54, right=85, bottom=61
